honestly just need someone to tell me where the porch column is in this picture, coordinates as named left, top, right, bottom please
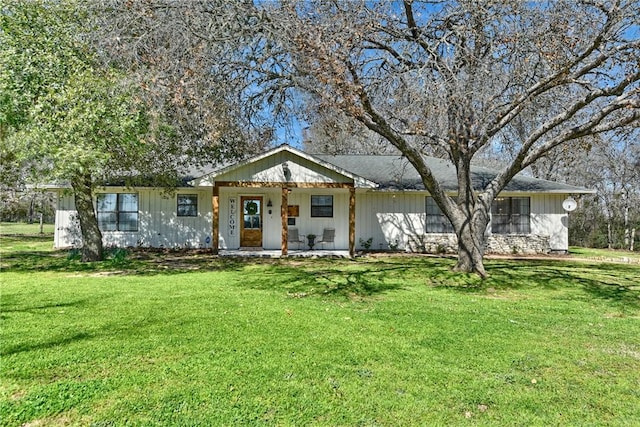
left=281, top=186, right=289, bottom=256
left=212, top=185, right=219, bottom=255
left=349, top=187, right=356, bottom=257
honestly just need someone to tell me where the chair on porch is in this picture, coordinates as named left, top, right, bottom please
left=287, top=227, right=305, bottom=250
left=317, top=228, right=335, bottom=249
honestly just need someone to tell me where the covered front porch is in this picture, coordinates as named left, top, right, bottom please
left=211, top=184, right=357, bottom=256
left=189, top=145, right=377, bottom=257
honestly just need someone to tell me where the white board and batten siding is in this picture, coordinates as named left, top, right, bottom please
left=217, top=187, right=352, bottom=250
left=55, top=189, right=571, bottom=252
left=49, top=145, right=585, bottom=253
left=54, top=192, right=82, bottom=249
left=216, top=187, right=282, bottom=250
left=356, top=191, right=427, bottom=251
left=54, top=188, right=213, bottom=249
left=354, top=191, right=571, bottom=252
left=209, top=150, right=357, bottom=250
left=530, top=193, right=568, bottom=251
left=135, top=189, right=212, bottom=249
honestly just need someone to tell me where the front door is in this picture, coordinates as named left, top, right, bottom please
left=240, top=196, right=262, bottom=247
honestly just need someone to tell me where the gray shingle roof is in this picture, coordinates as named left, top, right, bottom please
left=315, top=154, right=593, bottom=193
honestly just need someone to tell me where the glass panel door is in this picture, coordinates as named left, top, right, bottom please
left=240, top=196, right=263, bottom=247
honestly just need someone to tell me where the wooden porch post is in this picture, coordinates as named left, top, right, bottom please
left=349, top=187, right=356, bottom=257
left=212, top=185, right=219, bottom=255
left=281, top=187, right=289, bottom=256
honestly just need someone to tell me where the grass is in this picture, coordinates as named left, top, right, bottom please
left=1, top=235, right=639, bottom=426
left=570, top=246, right=640, bottom=262
left=0, top=222, right=55, bottom=236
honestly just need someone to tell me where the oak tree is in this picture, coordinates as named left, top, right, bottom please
left=1, top=0, right=247, bottom=260
left=1, top=0, right=152, bottom=260
left=223, top=0, right=640, bottom=275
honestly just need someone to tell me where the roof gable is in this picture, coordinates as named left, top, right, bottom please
left=191, top=145, right=377, bottom=188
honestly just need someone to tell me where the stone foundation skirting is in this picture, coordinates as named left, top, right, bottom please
left=407, top=234, right=550, bottom=255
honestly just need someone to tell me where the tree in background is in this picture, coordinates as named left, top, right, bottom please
left=91, top=0, right=272, bottom=162
left=1, top=1, right=249, bottom=260
left=566, top=133, right=640, bottom=250
left=1, top=1, right=151, bottom=260
left=216, top=0, right=639, bottom=275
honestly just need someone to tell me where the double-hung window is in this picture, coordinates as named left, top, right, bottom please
left=177, top=194, right=198, bottom=217
left=425, top=197, right=454, bottom=233
left=97, top=193, right=139, bottom=232
left=491, top=197, right=530, bottom=234
left=311, top=195, right=333, bottom=218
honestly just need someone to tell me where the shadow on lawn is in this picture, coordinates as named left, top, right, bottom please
left=2, top=247, right=409, bottom=299
left=239, top=260, right=415, bottom=299
left=442, top=259, right=640, bottom=310
left=0, top=314, right=164, bottom=357
left=0, top=298, right=91, bottom=316
left=0, top=248, right=251, bottom=276
left=1, top=331, right=93, bottom=357
left=4, top=237, right=638, bottom=307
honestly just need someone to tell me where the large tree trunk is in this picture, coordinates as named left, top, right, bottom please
left=448, top=155, right=492, bottom=278
left=454, top=227, right=488, bottom=278
left=452, top=211, right=489, bottom=278
left=71, top=175, right=103, bottom=262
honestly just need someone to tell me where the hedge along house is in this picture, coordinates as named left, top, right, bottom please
left=53, top=144, right=594, bottom=256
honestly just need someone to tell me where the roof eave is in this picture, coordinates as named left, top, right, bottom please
left=366, top=187, right=596, bottom=195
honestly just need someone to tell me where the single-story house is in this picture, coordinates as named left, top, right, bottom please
left=52, top=144, right=594, bottom=255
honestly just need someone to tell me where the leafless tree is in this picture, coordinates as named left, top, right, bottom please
left=218, top=0, right=640, bottom=276
left=574, top=132, right=639, bottom=249
left=97, top=1, right=639, bottom=273
left=302, top=107, right=398, bottom=154
left=91, top=0, right=271, bottom=169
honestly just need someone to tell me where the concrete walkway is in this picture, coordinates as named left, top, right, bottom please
left=219, top=249, right=351, bottom=258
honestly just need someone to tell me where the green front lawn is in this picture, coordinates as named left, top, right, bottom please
left=1, top=237, right=639, bottom=426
